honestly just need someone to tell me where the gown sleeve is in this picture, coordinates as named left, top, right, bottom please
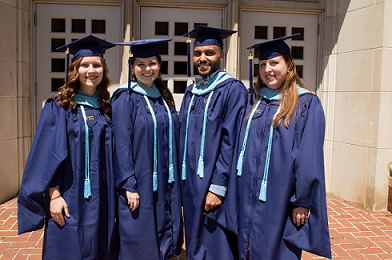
left=284, top=94, right=332, bottom=258
left=210, top=81, right=247, bottom=190
left=17, top=99, right=68, bottom=234
left=111, top=89, right=137, bottom=192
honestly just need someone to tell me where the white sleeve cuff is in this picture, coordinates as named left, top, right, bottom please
left=209, top=184, right=227, bottom=197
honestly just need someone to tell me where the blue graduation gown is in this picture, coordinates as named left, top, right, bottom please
left=111, top=87, right=183, bottom=260
left=226, top=92, right=331, bottom=259
left=178, top=77, right=247, bottom=260
left=17, top=99, right=117, bottom=260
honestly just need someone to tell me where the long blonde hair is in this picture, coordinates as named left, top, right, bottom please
left=252, top=54, right=307, bottom=128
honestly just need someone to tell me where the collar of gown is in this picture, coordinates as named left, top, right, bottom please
left=74, top=90, right=101, bottom=108
left=130, top=81, right=161, bottom=98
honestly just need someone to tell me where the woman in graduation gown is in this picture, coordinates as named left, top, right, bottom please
left=226, top=34, right=331, bottom=259
left=17, top=35, right=117, bottom=260
left=112, top=39, right=183, bottom=260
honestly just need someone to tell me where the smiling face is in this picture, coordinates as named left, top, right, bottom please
left=193, top=45, right=224, bottom=78
left=131, top=56, right=160, bottom=87
left=78, top=56, right=104, bottom=96
left=258, top=55, right=288, bottom=90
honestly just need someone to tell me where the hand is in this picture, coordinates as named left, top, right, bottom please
left=292, top=207, right=310, bottom=226
left=49, top=195, right=70, bottom=226
left=125, top=190, right=139, bottom=212
left=204, top=191, right=223, bottom=212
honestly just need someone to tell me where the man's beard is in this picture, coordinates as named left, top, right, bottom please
left=196, top=61, right=221, bottom=77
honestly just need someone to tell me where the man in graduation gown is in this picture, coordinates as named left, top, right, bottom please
left=179, top=25, right=247, bottom=260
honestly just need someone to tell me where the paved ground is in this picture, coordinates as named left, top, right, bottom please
left=2, top=193, right=392, bottom=259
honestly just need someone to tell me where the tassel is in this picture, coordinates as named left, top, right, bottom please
left=84, top=178, right=92, bottom=199
left=186, top=37, right=191, bottom=77
left=248, top=50, right=254, bottom=105
left=128, top=50, right=133, bottom=90
left=197, top=158, right=204, bottom=178
left=182, top=163, right=187, bottom=180
left=65, top=46, right=70, bottom=88
left=168, top=164, right=174, bottom=183
left=153, top=173, right=158, bottom=191
left=259, top=180, right=267, bottom=202
left=236, top=153, right=244, bottom=176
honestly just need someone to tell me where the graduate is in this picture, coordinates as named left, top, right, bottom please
left=17, top=35, right=117, bottom=260
left=225, top=34, right=331, bottom=259
left=112, top=39, right=183, bottom=260
left=179, top=25, right=247, bottom=260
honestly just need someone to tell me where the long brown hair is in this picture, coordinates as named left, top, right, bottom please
left=54, top=56, right=112, bottom=114
left=131, top=55, right=175, bottom=108
left=252, top=54, right=307, bottom=129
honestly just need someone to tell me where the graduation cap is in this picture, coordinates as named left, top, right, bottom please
left=247, top=33, right=299, bottom=98
left=183, top=25, right=237, bottom=76
left=116, top=39, right=172, bottom=89
left=56, top=35, right=116, bottom=87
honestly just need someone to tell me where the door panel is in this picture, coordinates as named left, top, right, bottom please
left=35, top=4, right=121, bottom=127
left=241, top=11, right=319, bottom=92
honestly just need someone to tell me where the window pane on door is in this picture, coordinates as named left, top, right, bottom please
left=253, top=63, right=259, bottom=77
left=92, top=19, right=106, bottom=34
left=296, top=65, right=303, bottom=78
left=174, top=61, right=187, bottom=75
left=51, top=58, right=65, bottom=72
left=51, top=38, right=65, bottom=52
left=174, top=81, right=187, bottom=94
left=291, top=46, right=304, bottom=59
left=155, top=22, right=169, bottom=35
left=51, top=78, right=64, bottom=92
left=72, top=19, right=85, bottom=33
left=161, top=61, right=168, bottom=75
left=175, top=22, right=188, bottom=36
left=292, top=27, right=304, bottom=40
left=174, top=42, right=187, bottom=56
left=51, top=18, right=65, bottom=32
left=255, top=25, right=268, bottom=39
left=156, top=42, right=169, bottom=55
left=273, top=26, right=286, bottom=39
left=194, top=22, right=208, bottom=28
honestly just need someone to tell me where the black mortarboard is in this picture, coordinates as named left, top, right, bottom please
left=247, top=34, right=299, bottom=99
left=116, top=39, right=172, bottom=89
left=56, top=35, right=116, bottom=87
left=183, top=25, right=237, bottom=76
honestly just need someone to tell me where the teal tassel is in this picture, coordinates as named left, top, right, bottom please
left=236, top=153, right=244, bottom=176
left=84, top=178, right=92, bottom=199
left=182, top=163, right=187, bottom=180
left=168, top=164, right=174, bottom=183
left=153, top=173, right=158, bottom=191
left=259, top=180, right=267, bottom=202
left=197, top=158, right=204, bottom=178
left=182, top=95, right=195, bottom=182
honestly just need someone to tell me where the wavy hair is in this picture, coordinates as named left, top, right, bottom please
left=54, top=56, right=112, bottom=114
left=251, top=54, right=307, bottom=128
left=131, top=55, right=175, bottom=108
